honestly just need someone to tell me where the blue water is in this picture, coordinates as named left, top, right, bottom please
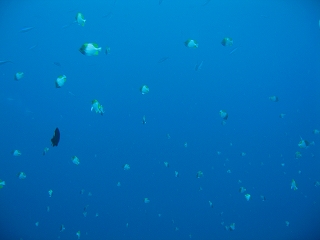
left=0, top=0, right=320, bottom=239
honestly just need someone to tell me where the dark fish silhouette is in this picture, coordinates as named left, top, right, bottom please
left=53, top=62, right=61, bottom=67
left=0, top=60, right=13, bottom=65
left=51, top=128, right=60, bottom=147
left=157, top=56, right=169, bottom=63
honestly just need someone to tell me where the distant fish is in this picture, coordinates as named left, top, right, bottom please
left=61, top=24, right=70, bottom=29
left=75, top=12, right=86, bottom=26
left=229, top=47, right=238, bottom=55
left=29, top=44, right=38, bottom=50
left=102, top=11, right=113, bottom=19
left=0, top=60, right=13, bottom=65
left=157, top=56, right=169, bottom=63
left=194, top=61, right=203, bottom=71
left=159, top=0, right=164, bottom=5
left=61, top=22, right=76, bottom=29
left=53, top=62, right=61, bottom=67
left=19, top=26, right=35, bottom=33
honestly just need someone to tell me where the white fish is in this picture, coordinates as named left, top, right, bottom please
left=75, top=13, right=86, bottom=26
left=79, top=43, right=101, bottom=56
left=184, top=39, right=198, bottom=48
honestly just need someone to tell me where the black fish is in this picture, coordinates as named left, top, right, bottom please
left=157, top=56, right=169, bottom=63
left=53, top=62, right=61, bottom=67
left=0, top=60, right=13, bottom=65
left=51, top=128, right=60, bottom=147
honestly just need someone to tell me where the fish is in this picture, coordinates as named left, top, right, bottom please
left=51, top=128, right=60, bottom=147
left=142, top=115, right=146, bottom=124
left=298, top=137, right=314, bottom=149
left=55, top=75, right=67, bottom=88
left=157, top=56, right=169, bottom=63
left=48, top=189, right=53, bottom=197
left=123, top=164, right=130, bottom=170
left=91, top=100, right=104, bottom=116
left=75, top=12, right=86, bottom=26
left=71, top=156, right=80, bottom=165
left=76, top=231, right=81, bottom=240
left=105, top=46, right=111, bottom=55
left=221, top=37, right=233, bottom=47
left=79, top=43, right=101, bottom=56
left=43, top=147, right=49, bottom=156
left=14, top=72, right=24, bottom=80
left=184, top=39, right=198, bottom=48
left=60, top=224, right=65, bottom=232
left=53, top=62, right=61, bottom=67
left=0, top=60, right=13, bottom=65
left=269, top=95, right=279, bottom=102
left=219, top=110, right=228, bottom=120
left=219, top=110, right=228, bottom=125
left=159, top=0, right=164, bottom=5
left=12, top=150, right=21, bottom=156
left=291, top=179, right=298, bottom=190
left=229, top=47, right=238, bottom=55
left=29, top=44, right=38, bottom=50
left=227, top=223, right=235, bottom=231
left=17, top=172, right=26, bottom=179
left=19, top=26, right=35, bottom=33
left=140, top=85, right=150, bottom=94
left=194, top=61, right=203, bottom=71
left=0, top=179, right=5, bottom=189
left=61, top=22, right=75, bottom=29
left=102, top=11, right=113, bottom=19
left=196, top=171, right=203, bottom=178
left=313, top=129, right=319, bottom=134
left=245, top=194, right=251, bottom=201
left=295, top=151, right=302, bottom=159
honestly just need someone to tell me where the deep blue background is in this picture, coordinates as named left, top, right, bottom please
left=0, top=0, right=319, bottom=239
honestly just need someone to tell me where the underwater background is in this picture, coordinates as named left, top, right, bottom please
left=0, top=0, right=320, bottom=239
